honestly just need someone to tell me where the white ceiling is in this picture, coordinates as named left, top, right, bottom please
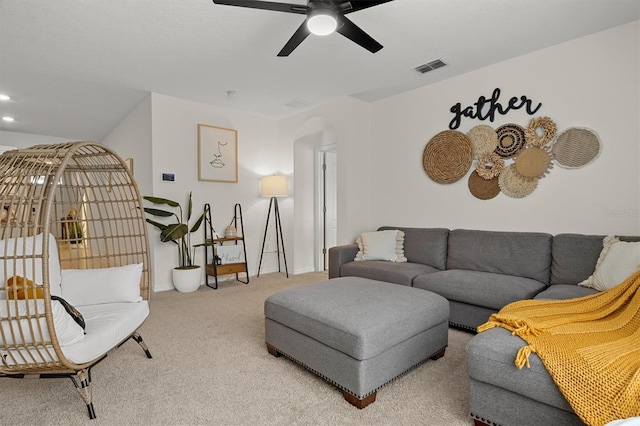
left=1, top=0, right=639, bottom=141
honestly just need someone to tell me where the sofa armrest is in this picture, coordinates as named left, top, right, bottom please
left=328, top=243, right=359, bottom=279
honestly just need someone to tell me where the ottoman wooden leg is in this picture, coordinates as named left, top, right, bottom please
left=430, top=347, right=446, bottom=360
left=266, top=344, right=281, bottom=357
left=344, top=391, right=376, bottom=409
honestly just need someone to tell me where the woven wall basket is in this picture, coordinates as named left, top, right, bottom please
left=552, top=127, right=601, bottom=169
left=495, top=123, right=526, bottom=159
left=466, top=124, right=499, bottom=158
left=498, top=164, right=539, bottom=198
left=423, top=130, right=473, bottom=184
left=468, top=170, right=500, bottom=200
left=514, top=146, right=553, bottom=178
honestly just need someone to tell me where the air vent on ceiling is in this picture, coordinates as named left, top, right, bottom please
left=414, top=59, right=447, bottom=74
left=283, top=98, right=314, bottom=109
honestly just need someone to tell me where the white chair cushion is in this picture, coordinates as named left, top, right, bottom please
left=61, top=263, right=143, bottom=306
left=0, top=233, right=62, bottom=299
left=0, top=299, right=85, bottom=346
left=63, top=301, right=149, bottom=364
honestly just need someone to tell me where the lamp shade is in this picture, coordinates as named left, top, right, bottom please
left=261, top=175, right=288, bottom=197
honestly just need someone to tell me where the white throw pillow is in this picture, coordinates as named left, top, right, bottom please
left=0, top=299, right=85, bottom=346
left=354, top=230, right=407, bottom=262
left=579, top=236, right=640, bottom=291
left=61, top=263, right=143, bottom=306
left=0, top=233, right=62, bottom=299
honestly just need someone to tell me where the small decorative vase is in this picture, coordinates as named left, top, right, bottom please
left=172, top=265, right=202, bottom=293
left=225, top=225, right=237, bottom=238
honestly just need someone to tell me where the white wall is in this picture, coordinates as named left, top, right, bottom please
left=102, top=95, right=153, bottom=196
left=148, top=93, right=282, bottom=291
left=363, top=21, right=639, bottom=237
left=279, top=97, right=373, bottom=252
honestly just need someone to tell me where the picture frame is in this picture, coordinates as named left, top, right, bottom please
left=216, top=244, right=245, bottom=265
left=124, top=158, right=134, bottom=175
left=198, top=124, right=238, bottom=183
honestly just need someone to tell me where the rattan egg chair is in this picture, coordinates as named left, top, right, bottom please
left=0, top=141, right=152, bottom=419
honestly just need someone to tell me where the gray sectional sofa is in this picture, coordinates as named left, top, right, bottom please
left=329, top=226, right=606, bottom=331
left=328, top=226, right=639, bottom=426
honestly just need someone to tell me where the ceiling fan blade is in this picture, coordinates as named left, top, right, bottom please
left=277, top=21, right=311, bottom=56
left=340, top=0, right=394, bottom=14
left=335, top=16, right=383, bottom=53
left=212, top=0, right=307, bottom=14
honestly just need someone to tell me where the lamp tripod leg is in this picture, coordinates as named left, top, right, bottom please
left=274, top=198, right=288, bottom=278
left=257, top=197, right=274, bottom=277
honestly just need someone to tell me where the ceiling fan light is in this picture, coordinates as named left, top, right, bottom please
left=307, top=10, right=337, bottom=36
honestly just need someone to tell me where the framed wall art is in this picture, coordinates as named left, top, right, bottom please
left=124, top=157, right=134, bottom=176
left=198, top=124, right=238, bottom=183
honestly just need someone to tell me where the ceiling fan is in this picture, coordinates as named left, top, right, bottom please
left=212, top=0, right=394, bottom=56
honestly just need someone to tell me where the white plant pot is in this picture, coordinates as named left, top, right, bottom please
left=172, top=266, right=202, bottom=293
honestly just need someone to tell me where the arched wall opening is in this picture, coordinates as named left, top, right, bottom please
left=292, top=116, right=337, bottom=274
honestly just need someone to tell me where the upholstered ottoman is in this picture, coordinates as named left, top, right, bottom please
left=264, top=276, right=449, bottom=408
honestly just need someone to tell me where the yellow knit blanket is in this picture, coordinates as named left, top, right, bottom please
left=478, top=270, right=640, bottom=426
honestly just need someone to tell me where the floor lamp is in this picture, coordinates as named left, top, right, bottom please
left=257, top=175, right=289, bottom=277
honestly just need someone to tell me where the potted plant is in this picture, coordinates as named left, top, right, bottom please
left=143, top=192, right=206, bottom=293
left=64, top=208, right=84, bottom=244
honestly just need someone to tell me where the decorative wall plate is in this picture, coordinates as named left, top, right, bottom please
left=525, top=116, right=557, bottom=147
left=498, top=164, right=538, bottom=198
left=466, top=125, right=499, bottom=158
left=551, top=127, right=601, bottom=169
left=514, top=146, right=553, bottom=178
left=475, top=152, right=504, bottom=180
left=495, top=123, right=526, bottom=159
left=423, top=130, right=473, bottom=184
left=468, top=170, right=500, bottom=200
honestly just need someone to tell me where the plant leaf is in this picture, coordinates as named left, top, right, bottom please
left=160, top=223, right=188, bottom=242
left=144, top=207, right=174, bottom=218
left=190, top=211, right=206, bottom=233
left=143, top=196, right=180, bottom=208
left=187, top=191, right=193, bottom=222
left=145, top=218, right=169, bottom=231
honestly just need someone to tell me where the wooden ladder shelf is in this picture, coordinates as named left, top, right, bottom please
left=203, top=203, right=249, bottom=289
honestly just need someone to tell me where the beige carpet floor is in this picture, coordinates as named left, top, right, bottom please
left=1, top=272, right=474, bottom=425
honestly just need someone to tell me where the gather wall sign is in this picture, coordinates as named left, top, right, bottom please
left=448, top=88, right=542, bottom=130
left=423, top=88, right=601, bottom=200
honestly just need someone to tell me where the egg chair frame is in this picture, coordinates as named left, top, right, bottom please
left=0, top=142, right=152, bottom=419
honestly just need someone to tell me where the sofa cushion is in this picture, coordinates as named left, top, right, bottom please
left=550, top=233, right=606, bottom=285
left=354, top=230, right=407, bottom=262
left=378, top=227, right=449, bottom=270
left=578, top=236, right=640, bottom=291
left=446, top=229, right=552, bottom=284
left=467, top=327, right=574, bottom=412
left=413, top=269, right=546, bottom=311
left=535, top=284, right=597, bottom=300
left=341, top=261, right=439, bottom=286
left=551, top=234, right=640, bottom=286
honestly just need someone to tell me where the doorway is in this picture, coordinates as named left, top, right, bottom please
left=316, top=145, right=337, bottom=271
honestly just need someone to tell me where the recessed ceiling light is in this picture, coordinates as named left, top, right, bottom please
left=2, top=116, right=15, bottom=122
left=0, top=94, right=10, bottom=101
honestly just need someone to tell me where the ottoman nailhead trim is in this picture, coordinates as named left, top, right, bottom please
left=267, top=343, right=447, bottom=400
left=471, top=412, right=500, bottom=426
left=450, top=321, right=478, bottom=332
